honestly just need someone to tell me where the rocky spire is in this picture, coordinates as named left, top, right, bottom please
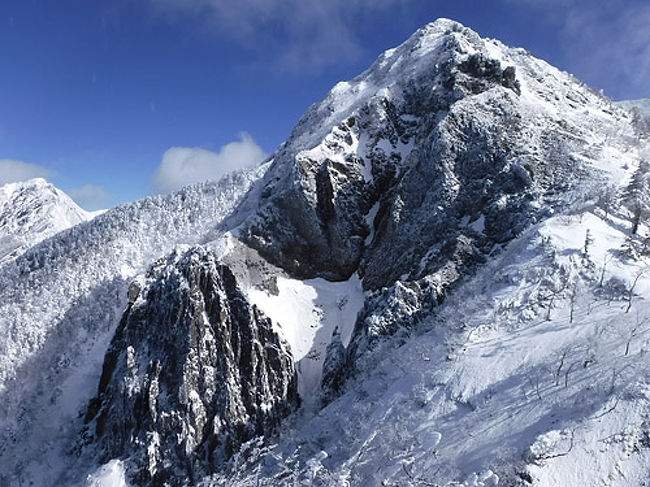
left=84, top=247, right=300, bottom=486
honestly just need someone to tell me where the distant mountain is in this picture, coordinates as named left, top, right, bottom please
left=0, top=178, right=95, bottom=267
left=2, top=19, right=650, bottom=487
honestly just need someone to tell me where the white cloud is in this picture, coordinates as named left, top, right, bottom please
left=147, top=0, right=408, bottom=72
left=68, top=184, right=111, bottom=210
left=151, top=132, right=266, bottom=194
left=0, top=159, right=54, bottom=185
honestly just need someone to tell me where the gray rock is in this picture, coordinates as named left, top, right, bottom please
left=83, top=247, right=299, bottom=486
left=239, top=19, right=597, bottom=295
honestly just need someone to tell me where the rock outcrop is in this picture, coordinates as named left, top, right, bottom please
left=84, top=247, right=299, bottom=486
left=239, top=20, right=572, bottom=291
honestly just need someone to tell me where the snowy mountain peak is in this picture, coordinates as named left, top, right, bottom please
left=241, top=16, right=634, bottom=291
left=0, top=178, right=94, bottom=266
left=1, top=19, right=649, bottom=487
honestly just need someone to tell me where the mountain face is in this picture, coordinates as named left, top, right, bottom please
left=0, top=178, right=94, bottom=266
left=240, top=18, right=631, bottom=368
left=242, top=20, right=606, bottom=289
left=1, top=18, right=649, bottom=487
left=83, top=248, right=299, bottom=486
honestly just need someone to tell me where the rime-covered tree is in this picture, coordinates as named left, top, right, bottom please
left=622, top=160, right=650, bottom=234
left=595, top=185, right=617, bottom=219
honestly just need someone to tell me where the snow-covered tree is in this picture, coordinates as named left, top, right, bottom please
left=595, top=185, right=617, bottom=219
left=622, top=161, right=650, bottom=234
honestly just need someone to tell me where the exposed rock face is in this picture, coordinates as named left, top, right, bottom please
left=84, top=247, right=299, bottom=486
left=240, top=19, right=608, bottom=295
left=239, top=18, right=630, bottom=372
left=319, top=326, right=346, bottom=406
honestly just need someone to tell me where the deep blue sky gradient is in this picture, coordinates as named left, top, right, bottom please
left=1, top=0, right=647, bottom=208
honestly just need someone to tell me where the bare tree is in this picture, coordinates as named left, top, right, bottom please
left=624, top=326, right=639, bottom=356
left=625, top=271, right=644, bottom=313
left=625, top=312, right=646, bottom=356
left=528, top=374, right=543, bottom=401
left=598, top=253, right=612, bottom=287
left=583, top=229, right=593, bottom=260
left=569, top=282, right=578, bottom=324
left=553, top=347, right=571, bottom=386
left=564, top=361, right=578, bottom=388
left=593, top=396, right=620, bottom=419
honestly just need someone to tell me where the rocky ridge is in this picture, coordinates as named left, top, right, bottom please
left=83, top=247, right=299, bottom=486
left=239, top=18, right=636, bottom=370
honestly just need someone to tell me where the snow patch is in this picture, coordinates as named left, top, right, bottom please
left=247, top=274, right=365, bottom=402
left=85, top=460, right=129, bottom=487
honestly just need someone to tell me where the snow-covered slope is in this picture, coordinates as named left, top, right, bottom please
left=0, top=168, right=266, bottom=486
left=247, top=274, right=365, bottom=403
left=0, top=178, right=94, bottom=266
left=1, top=18, right=649, bottom=487
left=210, top=187, right=650, bottom=487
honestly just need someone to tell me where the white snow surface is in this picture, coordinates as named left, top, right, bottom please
left=85, top=459, right=129, bottom=487
left=0, top=178, right=95, bottom=266
left=211, top=198, right=650, bottom=486
left=247, top=274, right=365, bottom=403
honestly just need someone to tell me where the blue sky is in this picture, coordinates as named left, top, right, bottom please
left=1, top=0, right=648, bottom=209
